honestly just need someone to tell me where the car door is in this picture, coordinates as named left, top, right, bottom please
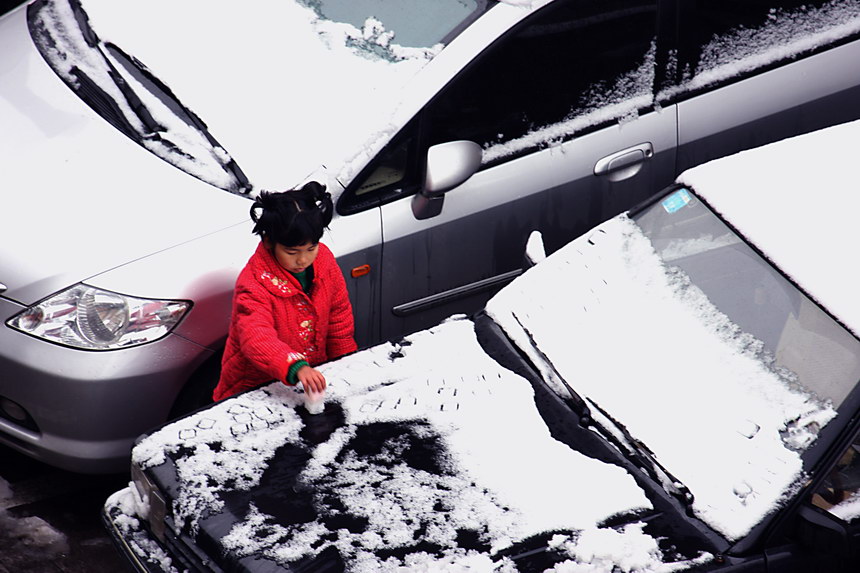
left=339, top=0, right=678, bottom=341
left=673, top=0, right=860, bottom=174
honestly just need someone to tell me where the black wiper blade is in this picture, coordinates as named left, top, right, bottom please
left=510, top=313, right=694, bottom=510
left=511, top=312, right=593, bottom=426
left=70, top=67, right=139, bottom=141
left=588, top=399, right=695, bottom=510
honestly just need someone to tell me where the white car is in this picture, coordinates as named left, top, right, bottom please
left=2, top=0, right=860, bottom=472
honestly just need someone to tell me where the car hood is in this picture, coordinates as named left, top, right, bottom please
left=485, top=214, right=837, bottom=542
left=125, top=318, right=715, bottom=571
left=0, top=5, right=253, bottom=305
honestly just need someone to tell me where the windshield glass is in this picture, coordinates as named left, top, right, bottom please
left=298, top=0, right=491, bottom=49
left=485, top=187, right=860, bottom=541
left=27, top=0, right=251, bottom=195
left=635, top=189, right=860, bottom=409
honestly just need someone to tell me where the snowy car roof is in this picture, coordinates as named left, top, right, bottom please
left=677, top=118, right=860, bottom=339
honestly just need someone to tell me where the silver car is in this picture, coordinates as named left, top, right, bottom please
left=2, top=0, right=860, bottom=473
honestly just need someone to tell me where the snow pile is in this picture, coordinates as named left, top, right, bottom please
left=546, top=525, right=713, bottom=573
left=129, top=318, right=711, bottom=571
left=0, top=477, right=69, bottom=562
left=486, top=215, right=835, bottom=540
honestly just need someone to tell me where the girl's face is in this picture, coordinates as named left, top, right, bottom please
left=271, top=241, right=319, bottom=274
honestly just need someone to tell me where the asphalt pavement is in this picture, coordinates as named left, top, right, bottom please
left=0, top=444, right=132, bottom=573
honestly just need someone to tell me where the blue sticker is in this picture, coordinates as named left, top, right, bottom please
left=662, top=188, right=692, bottom=214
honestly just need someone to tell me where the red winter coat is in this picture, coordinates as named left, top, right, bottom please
left=213, top=241, right=357, bottom=401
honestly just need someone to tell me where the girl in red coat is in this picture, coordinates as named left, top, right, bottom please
left=213, top=182, right=357, bottom=401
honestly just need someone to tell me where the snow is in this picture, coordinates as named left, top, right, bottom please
left=125, top=317, right=711, bottom=571
left=677, top=119, right=860, bottom=341
left=68, top=0, right=437, bottom=193
left=482, top=44, right=656, bottom=164
left=485, top=215, right=836, bottom=541
left=670, top=1, right=860, bottom=95
left=0, top=477, right=69, bottom=563
left=829, top=492, right=860, bottom=522
left=30, top=0, right=860, bottom=199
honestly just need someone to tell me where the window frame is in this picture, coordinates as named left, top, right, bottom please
left=338, top=0, right=669, bottom=215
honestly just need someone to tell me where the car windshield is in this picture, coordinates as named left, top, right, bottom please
left=298, top=0, right=494, bottom=48
left=27, top=0, right=251, bottom=195
left=634, top=189, right=860, bottom=410
left=485, top=187, right=860, bottom=541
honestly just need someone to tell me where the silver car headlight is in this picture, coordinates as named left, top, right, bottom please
left=7, top=284, right=189, bottom=350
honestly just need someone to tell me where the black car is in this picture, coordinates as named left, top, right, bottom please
left=104, top=120, right=860, bottom=572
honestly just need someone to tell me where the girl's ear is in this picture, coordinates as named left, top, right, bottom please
left=261, top=234, right=272, bottom=249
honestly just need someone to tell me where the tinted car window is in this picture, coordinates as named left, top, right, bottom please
left=426, top=0, right=658, bottom=165
left=812, top=434, right=860, bottom=521
left=675, top=0, right=860, bottom=94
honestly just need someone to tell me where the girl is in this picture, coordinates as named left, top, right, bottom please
left=213, top=181, right=357, bottom=401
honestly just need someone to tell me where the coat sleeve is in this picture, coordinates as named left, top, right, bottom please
left=231, top=280, right=305, bottom=382
left=325, top=264, right=358, bottom=359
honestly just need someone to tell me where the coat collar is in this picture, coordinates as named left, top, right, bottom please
left=251, top=241, right=305, bottom=298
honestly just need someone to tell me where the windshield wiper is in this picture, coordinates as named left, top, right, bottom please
left=587, top=399, right=695, bottom=510
left=29, top=0, right=252, bottom=195
left=511, top=312, right=593, bottom=426
left=509, top=313, right=695, bottom=511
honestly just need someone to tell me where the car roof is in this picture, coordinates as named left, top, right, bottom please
left=676, top=119, right=860, bottom=338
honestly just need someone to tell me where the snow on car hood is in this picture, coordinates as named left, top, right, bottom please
left=485, top=215, right=837, bottom=541
left=0, top=6, right=252, bottom=304
left=127, top=318, right=712, bottom=571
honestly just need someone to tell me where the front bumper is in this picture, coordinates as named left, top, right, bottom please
left=0, top=297, right=212, bottom=473
left=103, top=485, right=221, bottom=573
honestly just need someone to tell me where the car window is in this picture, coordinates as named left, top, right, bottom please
left=425, top=0, right=658, bottom=166
left=340, top=0, right=658, bottom=212
left=673, top=0, right=860, bottom=96
left=812, top=433, right=860, bottom=522
left=298, top=0, right=492, bottom=49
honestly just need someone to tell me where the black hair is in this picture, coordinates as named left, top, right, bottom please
left=250, top=181, right=333, bottom=247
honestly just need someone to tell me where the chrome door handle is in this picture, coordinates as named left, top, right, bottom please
left=594, top=142, right=654, bottom=181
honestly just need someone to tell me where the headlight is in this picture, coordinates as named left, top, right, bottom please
left=7, top=284, right=189, bottom=350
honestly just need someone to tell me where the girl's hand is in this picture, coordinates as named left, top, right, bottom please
left=297, top=365, right=326, bottom=394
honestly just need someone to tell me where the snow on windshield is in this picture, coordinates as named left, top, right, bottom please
left=670, top=0, right=860, bottom=95
left=486, top=215, right=836, bottom=541
left=74, top=0, right=436, bottom=193
left=127, top=318, right=712, bottom=571
left=30, top=0, right=247, bottom=193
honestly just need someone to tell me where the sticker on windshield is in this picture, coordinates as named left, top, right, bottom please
left=662, top=189, right=693, bottom=214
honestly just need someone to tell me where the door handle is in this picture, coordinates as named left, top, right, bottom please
left=594, top=143, right=654, bottom=181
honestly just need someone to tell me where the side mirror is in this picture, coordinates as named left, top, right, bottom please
left=412, top=140, right=482, bottom=220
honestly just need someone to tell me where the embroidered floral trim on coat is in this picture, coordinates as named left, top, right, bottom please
left=261, top=271, right=294, bottom=295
